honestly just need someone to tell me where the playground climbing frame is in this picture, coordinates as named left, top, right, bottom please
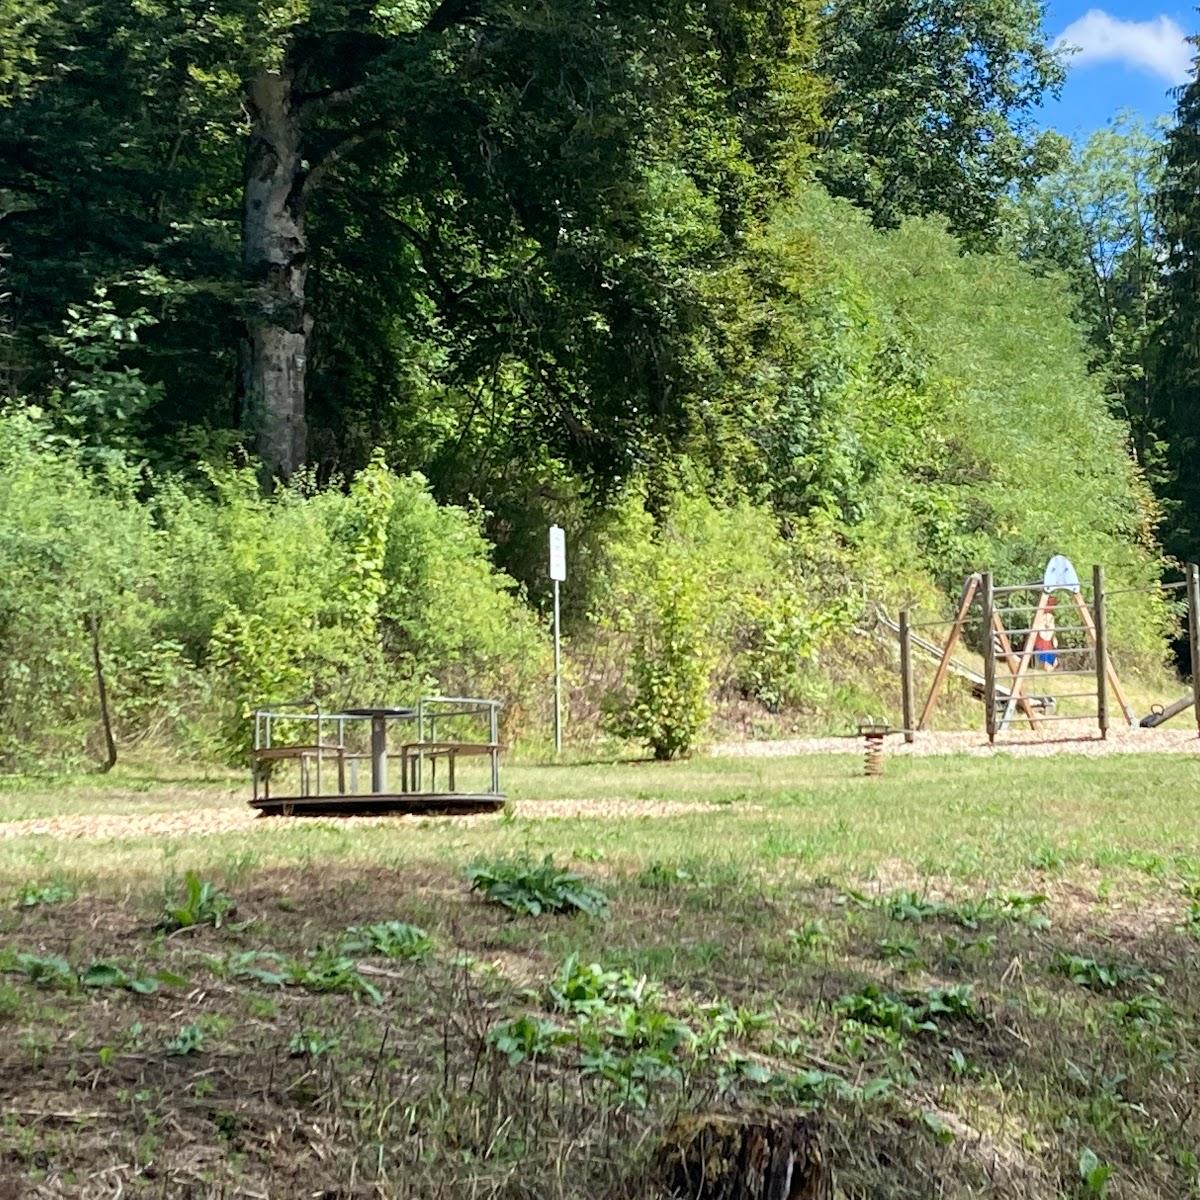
left=890, top=556, right=1200, bottom=743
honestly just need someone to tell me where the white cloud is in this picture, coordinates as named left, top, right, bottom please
left=1056, top=9, right=1193, bottom=85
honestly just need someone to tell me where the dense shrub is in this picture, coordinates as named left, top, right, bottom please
left=586, top=492, right=865, bottom=750
left=604, top=563, right=714, bottom=760
left=0, top=410, right=164, bottom=764
left=379, top=474, right=548, bottom=735
left=0, top=413, right=548, bottom=765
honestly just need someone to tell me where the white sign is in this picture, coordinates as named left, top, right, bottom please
left=549, top=525, right=567, bottom=582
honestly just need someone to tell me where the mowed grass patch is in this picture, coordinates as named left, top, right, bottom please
left=0, top=752, right=1197, bottom=1196
left=0, top=752, right=1196, bottom=889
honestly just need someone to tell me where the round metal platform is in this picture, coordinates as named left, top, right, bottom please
left=250, top=792, right=506, bottom=817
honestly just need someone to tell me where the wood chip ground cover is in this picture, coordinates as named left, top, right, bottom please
left=0, top=751, right=1197, bottom=1197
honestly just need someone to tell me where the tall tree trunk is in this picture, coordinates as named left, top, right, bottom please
left=241, top=71, right=309, bottom=480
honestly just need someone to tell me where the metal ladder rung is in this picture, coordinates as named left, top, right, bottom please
left=1010, top=668, right=1095, bottom=676
left=1002, top=624, right=1091, bottom=638
left=1000, top=712, right=1099, bottom=724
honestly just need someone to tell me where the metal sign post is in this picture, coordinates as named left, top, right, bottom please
left=549, top=525, right=566, bottom=754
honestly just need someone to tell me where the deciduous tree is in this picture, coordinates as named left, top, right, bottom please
left=816, top=0, right=1064, bottom=243
left=1011, top=115, right=1166, bottom=467
left=0, top=0, right=822, bottom=482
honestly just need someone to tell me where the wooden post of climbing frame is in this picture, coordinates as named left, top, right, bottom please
left=991, top=613, right=1040, bottom=730
left=1188, top=563, right=1200, bottom=739
left=982, top=572, right=997, bottom=744
left=1068, top=585, right=1134, bottom=725
left=918, top=574, right=979, bottom=730
left=1093, top=564, right=1109, bottom=740
left=899, top=608, right=915, bottom=744
left=1000, top=591, right=1051, bottom=734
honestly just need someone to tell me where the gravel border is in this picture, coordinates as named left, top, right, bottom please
left=709, top=722, right=1200, bottom=759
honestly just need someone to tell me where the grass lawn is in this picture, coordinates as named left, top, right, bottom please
left=0, top=751, right=1197, bottom=1197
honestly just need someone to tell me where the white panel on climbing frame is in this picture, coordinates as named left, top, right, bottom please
left=1042, top=555, right=1081, bottom=593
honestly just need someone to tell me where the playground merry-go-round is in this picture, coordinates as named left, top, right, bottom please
left=248, top=695, right=504, bottom=817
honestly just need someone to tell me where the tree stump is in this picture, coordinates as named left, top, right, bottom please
left=659, top=1113, right=832, bottom=1200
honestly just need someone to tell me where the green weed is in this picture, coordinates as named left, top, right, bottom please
left=341, top=921, right=434, bottom=961
left=491, top=955, right=758, bottom=1108
left=287, top=950, right=382, bottom=1004
left=635, top=861, right=695, bottom=890
left=0, top=950, right=74, bottom=990
left=81, top=962, right=186, bottom=995
left=467, top=855, right=608, bottom=918
left=488, top=1014, right=568, bottom=1065
left=288, top=1031, right=339, bottom=1058
left=882, top=889, right=1049, bottom=930
left=223, top=951, right=288, bottom=987
left=165, top=1024, right=205, bottom=1056
left=1053, top=953, right=1153, bottom=991
left=1109, top=995, right=1170, bottom=1034
left=13, top=880, right=74, bottom=908
left=835, top=982, right=978, bottom=1039
left=548, top=954, right=658, bottom=1015
left=159, top=870, right=235, bottom=931
left=877, top=936, right=921, bottom=963
left=1029, top=845, right=1067, bottom=871
left=0, top=982, right=22, bottom=1019
left=1078, top=1148, right=1114, bottom=1197
left=783, top=920, right=832, bottom=961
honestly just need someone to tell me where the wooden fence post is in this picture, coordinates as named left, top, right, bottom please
left=982, top=572, right=996, bottom=744
left=1093, top=565, right=1108, bottom=741
left=899, top=608, right=915, bottom=745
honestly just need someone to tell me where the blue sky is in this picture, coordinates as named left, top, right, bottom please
left=1038, top=2, right=1197, bottom=136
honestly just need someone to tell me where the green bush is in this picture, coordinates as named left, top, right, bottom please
left=158, top=464, right=389, bottom=755
left=0, top=410, right=163, bottom=766
left=378, top=474, right=549, bottom=734
left=604, top=563, right=714, bottom=760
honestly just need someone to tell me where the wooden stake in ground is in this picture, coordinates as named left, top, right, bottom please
left=899, top=608, right=915, bottom=743
left=1094, top=564, right=1109, bottom=739
left=983, top=572, right=998, bottom=743
left=87, top=612, right=117, bottom=773
left=1187, top=563, right=1200, bottom=738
